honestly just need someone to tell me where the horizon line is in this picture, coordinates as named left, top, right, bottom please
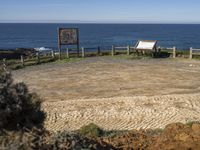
left=1, top=20, right=200, bottom=24
left=1, top=21, right=200, bottom=24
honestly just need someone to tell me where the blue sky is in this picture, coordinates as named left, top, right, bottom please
left=0, top=0, right=200, bottom=23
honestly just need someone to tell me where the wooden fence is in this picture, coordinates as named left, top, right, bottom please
left=189, top=47, right=200, bottom=59
left=20, top=51, right=55, bottom=66
left=81, top=47, right=101, bottom=58
left=2, top=46, right=200, bottom=70
left=158, top=46, right=176, bottom=58
left=1, top=50, right=56, bottom=69
left=111, top=45, right=136, bottom=56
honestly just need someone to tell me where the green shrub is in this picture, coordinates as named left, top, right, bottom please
left=0, top=70, right=45, bottom=130
left=0, top=129, right=113, bottom=150
left=79, top=123, right=103, bottom=138
left=0, top=128, right=47, bottom=150
left=10, top=64, right=23, bottom=70
left=49, top=131, right=111, bottom=149
left=186, top=121, right=200, bottom=127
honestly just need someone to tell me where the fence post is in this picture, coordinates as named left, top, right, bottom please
left=157, top=46, right=161, bottom=53
left=111, top=45, right=115, bottom=56
left=3, top=58, right=6, bottom=71
left=66, top=48, right=69, bottom=59
left=36, top=52, right=40, bottom=64
left=127, top=45, right=130, bottom=55
left=59, top=47, right=61, bottom=60
left=82, top=47, right=85, bottom=58
left=173, top=46, right=176, bottom=58
left=51, top=50, right=55, bottom=59
left=189, top=47, right=193, bottom=59
left=21, top=55, right=24, bottom=67
left=97, top=46, right=101, bottom=55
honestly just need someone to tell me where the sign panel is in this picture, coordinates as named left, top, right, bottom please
left=136, top=41, right=157, bottom=50
left=58, top=28, right=79, bottom=45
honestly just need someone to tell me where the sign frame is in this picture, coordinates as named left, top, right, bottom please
left=58, top=28, right=80, bottom=59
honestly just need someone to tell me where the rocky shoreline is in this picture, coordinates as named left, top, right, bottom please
left=0, top=48, right=37, bottom=59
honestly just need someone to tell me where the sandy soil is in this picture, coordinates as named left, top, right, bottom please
left=13, top=56, right=200, bottom=131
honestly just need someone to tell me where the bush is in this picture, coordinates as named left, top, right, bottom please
left=0, top=129, right=114, bottom=150
left=0, top=70, right=45, bottom=130
left=79, top=123, right=103, bottom=138
left=186, top=121, right=200, bottom=127
left=0, top=128, right=48, bottom=150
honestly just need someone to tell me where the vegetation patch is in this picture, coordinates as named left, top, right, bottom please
left=78, top=123, right=103, bottom=138
left=186, top=121, right=200, bottom=127
left=54, top=57, right=84, bottom=64
left=0, top=70, right=45, bottom=130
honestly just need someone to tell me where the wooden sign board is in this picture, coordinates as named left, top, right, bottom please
left=136, top=40, right=157, bottom=50
left=58, top=28, right=79, bottom=45
left=58, top=28, right=80, bottom=59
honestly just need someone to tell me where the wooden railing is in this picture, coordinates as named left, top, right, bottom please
left=189, top=47, right=200, bottom=59
left=2, top=46, right=200, bottom=70
left=20, top=51, right=55, bottom=66
left=81, top=47, right=101, bottom=58
left=1, top=51, right=56, bottom=70
left=111, top=45, right=136, bottom=56
left=158, top=46, right=176, bottom=58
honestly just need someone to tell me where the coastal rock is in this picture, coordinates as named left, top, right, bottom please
left=16, top=48, right=36, bottom=56
left=0, top=48, right=36, bottom=59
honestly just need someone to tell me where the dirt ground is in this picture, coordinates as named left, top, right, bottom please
left=13, top=56, right=200, bottom=131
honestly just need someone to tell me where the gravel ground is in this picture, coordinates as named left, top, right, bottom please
left=13, top=56, right=200, bottom=131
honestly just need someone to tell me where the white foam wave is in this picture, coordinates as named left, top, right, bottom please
left=34, top=47, right=52, bottom=51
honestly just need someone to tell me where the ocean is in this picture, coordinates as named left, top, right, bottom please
left=0, top=23, right=200, bottom=50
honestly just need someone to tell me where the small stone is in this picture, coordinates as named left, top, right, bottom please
left=192, top=124, right=200, bottom=134
left=189, top=64, right=194, bottom=67
left=175, top=133, right=190, bottom=141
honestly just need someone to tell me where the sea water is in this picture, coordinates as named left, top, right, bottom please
left=0, top=23, right=200, bottom=50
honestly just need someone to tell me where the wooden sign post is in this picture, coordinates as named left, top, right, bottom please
left=58, top=28, right=79, bottom=59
